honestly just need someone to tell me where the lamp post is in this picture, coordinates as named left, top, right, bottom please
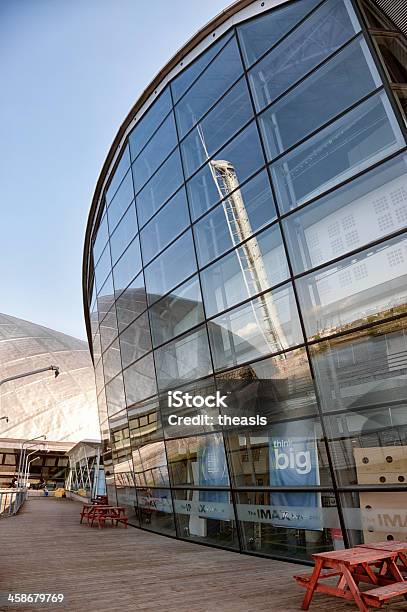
left=25, top=456, right=40, bottom=491
left=17, top=435, right=47, bottom=489
left=0, top=365, right=59, bottom=489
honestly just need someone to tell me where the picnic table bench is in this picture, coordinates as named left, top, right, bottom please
left=80, top=504, right=128, bottom=529
left=294, top=546, right=407, bottom=612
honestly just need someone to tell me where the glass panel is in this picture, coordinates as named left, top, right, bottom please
left=149, top=275, right=204, bottom=347
left=129, top=396, right=163, bottom=445
left=238, top=0, right=321, bottom=67
left=133, top=441, right=169, bottom=487
left=160, top=376, right=220, bottom=439
left=310, top=318, right=407, bottom=414
left=144, top=230, right=197, bottom=305
left=296, top=233, right=407, bottom=340
left=106, top=145, right=131, bottom=204
left=154, top=325, right=212, bottom=391
left=140, top=188, right=190, bottom=265
left=96, top=276, right=115, bottom=323
left=260, top=37, right=381, bottom=159
left=115, top=272, right=147, bottom=332
left=175, top=36, right=243, bottom=138
left=123, top=352, right=157, bottom=405
left=236, top=490, right=339, bottom=560
left=282, top=152, right=407, bottom=274
left=94, top=244, right=111, bottom=293
left=342, top=491, right=407, bottom=547
left=166, top=433, right=229, bottom=487
left=102, top=339, right=122, bottom=384
left=107, top=170, right=134, bottom=233
left=187, top=121, right=265, bottom=221
left=136, top=487, right=176, bottom=535
left=193, top=170, right=276, bottom=268
left=136, top=149, right=184, bottom=228
left=271, top=91, right=405, bottom=214
left=180, top=78, right=253, bottom=179
left=105, top=373, right=126, bottom=417
left=201, top=223, right=288, bottom=318
left=208, top=283, right=303, bottom=371
left=112, top=236, right=142, bottom=296
left=216, top=349, right=319, bottom=426
left=119, top=312, right=152, bottom=369
left=132, top=113, right=178, bottom=193
left=99, top=304, right=118, bottom=352
left=171, top=33, right=233, bottom=103
left=174, top=488, right=238, bottom=548
left=109, top=202, right=138, bottom=265
left=248, top=0, right=360, bottom=112
left=92, top=213, right=109, bottom=265
left=128, top=87, right=172, bottom=160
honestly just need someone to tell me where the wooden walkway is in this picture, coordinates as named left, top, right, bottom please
left=0, top=498, right=406, bottom=612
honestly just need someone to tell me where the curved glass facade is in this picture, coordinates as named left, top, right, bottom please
left=84, top=0, right=407, bottom=562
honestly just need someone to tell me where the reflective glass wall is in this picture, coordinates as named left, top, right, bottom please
left=85, top=0, right=407, bottom=562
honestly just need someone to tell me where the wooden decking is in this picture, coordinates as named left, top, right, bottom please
left=0, top=498, right=406, bottom=612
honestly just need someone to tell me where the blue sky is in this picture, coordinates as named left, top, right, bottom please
left=0, top=0, right=226, bottom=340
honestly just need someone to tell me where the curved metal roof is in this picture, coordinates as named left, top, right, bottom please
left=0, top=313, right=100, bottom=444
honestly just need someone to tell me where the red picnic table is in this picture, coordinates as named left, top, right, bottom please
left=295, top=547, right=407, bottom=611
left=356, top=541, right=407, bottom=575
left=80, top=504, right=128, bottom=529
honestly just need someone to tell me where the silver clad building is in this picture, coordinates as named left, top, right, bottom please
left=83, top=0, right=407, bottom=563
left=0, top=313, right=100, bottom=443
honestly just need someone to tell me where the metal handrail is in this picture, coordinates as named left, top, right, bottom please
left=0, top=489, right=27, bottom=517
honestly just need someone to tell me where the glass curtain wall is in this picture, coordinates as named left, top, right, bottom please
left=86, top=0, right=407, bottom=562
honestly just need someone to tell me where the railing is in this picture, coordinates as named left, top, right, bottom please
left=0, top=489, right=27, bottom=517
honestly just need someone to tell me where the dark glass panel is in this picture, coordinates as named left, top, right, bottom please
left=171, top=33, right=233, bottom=103
left=271, top=91, right=404, bottom=213
left=112, top=236, right=142, bottom=296
left=166, top=432, right=229, bottom=487
left=282, top=152, right=407, bottom=275
left=238, top=0, right=321, bottom=67
left=132, top=113, right=178, bottom=193
left=109, top=202, right=138, bottom=265
left=136, top=487, right=176, bottom=535
left=208, top=283, right=303, bottom=371
left=136, top=149, right=184, bottom=227
left=296, top=233, right=407, bottom=340
left=260, top=37, right=381, bottom=159
left=106, top=145, right=131, bottom=204
left=99, top=304, right=118, bottom=353
left=236, top=491, right=338, bottom=560
left=248, top=0, right=360, bottom=112
left=187, top=121, right=265, bottom=221
left=154, top=325, right=212, bottom=391
left=128, top=396, right=163, bottom=445
left=97, top=279, right=115, bottom=327
left=160, top=376, right=220, bottom=439
left=149, top=275, right=204, bottom=348
left=193, top=170, right=276, bottom=268
left=128, top=87, right=172, bottom=160
left=92, top=213, right=109, bottom=266
left=140, top=188, right=190, bottom=265
left=119, top=311, right=152, bottom=369
left=123, top=352, right=157, bottom=406
left=180, top=78, right=253, bottom=178
left=200, top=223, right=288, bottom=318
left=310, top=318, right=407, bottom=414
left=115, top=272, right=147, bottom=332
left=174, top=488, right=238, bottom=548
left=175, top=36, right=243, bottom=138
left=144, top=230, right=197, bottom=305
left=107, top=170, right=134, bottom=233
left=133, top=441, right=169, bottom=487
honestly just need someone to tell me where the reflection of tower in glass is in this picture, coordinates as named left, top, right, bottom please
left=208, top=153, right=287, bottom=354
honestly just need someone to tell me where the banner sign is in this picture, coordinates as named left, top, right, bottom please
left=269, top=421, right=322, bottom=530
left=198, top=435, right=229, bottom=505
